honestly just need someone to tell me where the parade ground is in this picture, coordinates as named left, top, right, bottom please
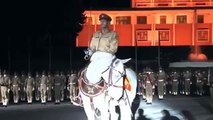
left=0, top=95, right=212, bottom=120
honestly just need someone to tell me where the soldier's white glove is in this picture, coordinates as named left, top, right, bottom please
left=33, top=88, right=35, bottom=91
left=7, top=89, right=10, bottom=93
left=18, top=87, right=20, bottom=91
left=47, top=87, right=49, bottom=91
left=84, top=48, right=93, bottom=56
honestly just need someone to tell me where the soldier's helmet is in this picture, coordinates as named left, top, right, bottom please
left=48, top=71, right=51, bottom=76
left=55, top=71, right=59, bottom=75
left=14, top=72, right=18, bottom=76
left=60, top=71, right=64, bottom=75
left=28, top=72, right=32, bottom=77
left=21, top=71, right=25, bottom=75
left=3, top=70, right=7, bottom=75
left=42, top=70, right=46, bottom=75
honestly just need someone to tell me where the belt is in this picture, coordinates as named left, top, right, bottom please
left=55, top=83, right=61, bottom=85
left=186, top=79, right=190, bottom=80
left=158, top=79, right=164, bottom=82
left=69, top=83, right=76, bottom=85
left=146, top=81, right=151, bottom=83
left=173, top=79, right=178, bottom=82
left=13, top=85, right=19, bottom=86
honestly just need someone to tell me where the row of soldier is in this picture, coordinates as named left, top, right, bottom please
left=137, top=67, right=212, bottom=104
left=0, top=70, right=78, bottom=107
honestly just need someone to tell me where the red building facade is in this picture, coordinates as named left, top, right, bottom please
left=76, top=0, right=213, bottom=47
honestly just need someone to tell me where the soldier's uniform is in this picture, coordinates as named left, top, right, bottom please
left=68, top=72, right=77, bottom=103
left=89, top=14, right=118, bottom=55
left=54, top=72, right=62, bottom=104
left=145, top=71, right=155, bottom=104
left=25, top=73, right=35, bottom=103
left=47, top=72, right=53, bottom=101
left=0, top=70, right=2, bottom=103
left=195, top=71, right=203, bottom=96
left=35, top=72, right=41, bottom=101
left=171, top=71, right=179, bottom=95
left=183, top=70, right=192, bottom=95
left=40, top=71, right=47, bottom=103
left=20, top=72, right=27, bottom=101
left=157, top=69, right=166, bottom=99
left=0, top=71, right=10, bottom=107
left=60, top=72, right=66, bottom=101
left=137, top=72, right=143, bottom=96
left=11, top=72, right=20, bottom=103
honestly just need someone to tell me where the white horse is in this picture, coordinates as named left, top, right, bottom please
left=74, top=51, right=137, bottom=120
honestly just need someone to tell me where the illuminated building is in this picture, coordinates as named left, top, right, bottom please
left=76, top=0, right=213, bottom=47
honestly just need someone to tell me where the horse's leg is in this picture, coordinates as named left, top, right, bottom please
left=81, top=93, right=95, bottom=120
left=119, top=103, right=132, bottom=120
left=109, top=104, right=119, bottom=120
left=99, top=103, right=110, bottom=120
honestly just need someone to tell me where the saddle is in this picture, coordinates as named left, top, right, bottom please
left=78, top=69, right=106, bottom=98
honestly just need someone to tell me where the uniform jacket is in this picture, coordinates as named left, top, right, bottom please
left=89, top=31, right=118, bottom=54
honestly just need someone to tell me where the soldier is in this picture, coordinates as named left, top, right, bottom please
left=183, top=70, right=192, bottom=95
left=54, top=71, right=62, bottom=104
left=171, top=71, right=179, bottom=96
left=40, top=71, right=47, bottom=103
left=35, top=72, right=41, bottom=101
left=25, top=72, right=35, bottom=103
left=60, top=71, right=66, bottom=101
left=202, top=70, right=209, bottom=95
left=11, top=72, right=20, bottom=103
left=20, top=71, right=27, bottom=101
left=157, top=68, right=166, bottom=99
left=66, top=70, right=70, bottom=99
left=0, top=69, right=2, bottom=103
left=144, top=70, right=155, bottom=104
left=195, top=70, right=203, bottom=96
left=47, top=72, right=53, bottom=101
left=0, top=70, right=10, bottom=107
left=68, top=71, right=77, bottom=103
left=137, top=72, right=143, bottom=96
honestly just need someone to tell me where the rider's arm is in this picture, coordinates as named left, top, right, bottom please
left=89, top=32, right=98, bottom=53
left=108, top=32, right=118, bottom=54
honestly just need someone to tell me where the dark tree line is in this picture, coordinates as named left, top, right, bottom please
left=0, top=0, right=86, bottom=72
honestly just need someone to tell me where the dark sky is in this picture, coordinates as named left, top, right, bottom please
left=83, top=0, right=131, bottom=9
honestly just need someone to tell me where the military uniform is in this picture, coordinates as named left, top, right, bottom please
left=60, top=72, right=66, bottom=101
left=0, top=69, right=2, bottom=103
left=35, top=72, right=41, bottom=101
left=171, top=71, right=179, bottom=95
left=47, top=72, right=53, bottom=101
left=20, top=72, right=27, bottom=101
left=0, top=72, right=10, bottom=106
left=40, top=72, right=47, bottom=103
left=195, top=72, right=203, bottom=96
left=89, top=14, right=118, bottom=55
left=54, top=72, right=62, bottom=103
left=157, top=69, right=166, bottom=99
left=25, top=73, right=35, bottom=103
left=145, top=72, right=155, bottom=104
left=11, top=73, right=20, bottom=103
left=137, top=72, right=143, bottom=96
left=183, top=70, right=192, bottom=95
left=68, top=73, right=77, bottom=103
